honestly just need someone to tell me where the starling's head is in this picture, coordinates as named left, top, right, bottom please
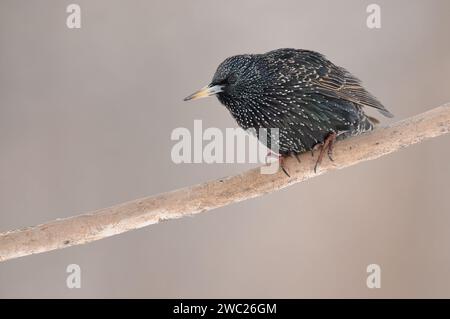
left=184, top=54, right=260, bottom=106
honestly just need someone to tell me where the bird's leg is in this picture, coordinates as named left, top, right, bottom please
left=266, top=150, right=290, bottom=177
left=279, top=155, right=291, bottom=177
left=314, top=132, right=337, bottom=173
left=291, top=152, right=301, bottom=163
left=265, top=151, right=290, bottom=177
left=326, top=132, right=337, bottom=162
left=311, top=143, right=321, bottom=157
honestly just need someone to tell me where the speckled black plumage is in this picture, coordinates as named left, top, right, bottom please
left=197, top=48, right=393, bottom=155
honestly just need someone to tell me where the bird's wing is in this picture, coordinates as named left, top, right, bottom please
left=296, top=50, right=394, bottom=118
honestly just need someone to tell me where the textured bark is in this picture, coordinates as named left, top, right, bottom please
left=1, top=104, right=449, bottom=262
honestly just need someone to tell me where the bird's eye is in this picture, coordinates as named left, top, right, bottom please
left=212, top=77, right=227, bottom=86
left=212, top=73, right=238, bottom=87
left=226, top=74, right=238, bottom=85
left=216, top=79, right=227, bottom=86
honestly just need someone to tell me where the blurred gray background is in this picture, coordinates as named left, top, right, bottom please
left=1, top=0, right=449, bottom=298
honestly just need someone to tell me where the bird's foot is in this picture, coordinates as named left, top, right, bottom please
left=313, top=132, right=337, bottom=173
left=279, top=156, right=290, bottom=177
left=265, top=151, right=290, bottom=177
left=292, top=153, right=301, bottom=163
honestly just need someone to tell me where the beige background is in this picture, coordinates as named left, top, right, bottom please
left=1, top=0, right=450, bottom=298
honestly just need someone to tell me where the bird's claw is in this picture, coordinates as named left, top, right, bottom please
left=281, top=166, right=291, bottom=177
left=312, top=132, right=337, bottom=173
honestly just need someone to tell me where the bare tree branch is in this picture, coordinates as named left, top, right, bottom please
left=1, top=104, right=449, bottom=262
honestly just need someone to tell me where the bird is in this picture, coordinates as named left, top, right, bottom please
left=184, top=48, right=393, bottom=175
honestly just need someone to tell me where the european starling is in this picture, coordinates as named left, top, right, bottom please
left=184, top=48, right=393, bottom=173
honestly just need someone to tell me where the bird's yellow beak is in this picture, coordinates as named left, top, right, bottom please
left=184, top=84, right=224, bottom=101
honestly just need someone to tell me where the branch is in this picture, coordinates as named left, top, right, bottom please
left=1, top=104, right=450, bottom=262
